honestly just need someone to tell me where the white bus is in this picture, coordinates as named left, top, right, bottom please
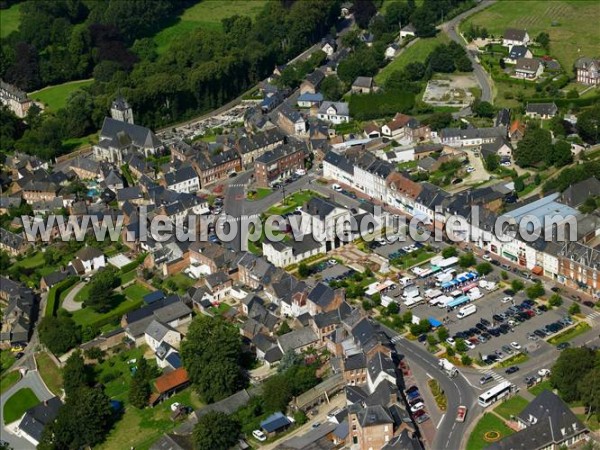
left=478, top=381, right=513, bottom=407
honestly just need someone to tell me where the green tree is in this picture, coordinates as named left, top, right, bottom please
left=550, top=347, right=596, bottom=402
left=568, top=303, right=581, bottom=315
left=40, top=386, right=113, bottom=449
left=182, top=316, right=245, bottom=403
left=459, top=252, right=476, bottom=268
left=455, top=339, right=467, bottom=353
left=402, top=311, right=413, bottom=324
left=536, top=32, right=550, bottom=50
left=294, top=410, right=308, bottom=425
left=475, top=262, right=493, bottom=276
left=262, top=373, right=292, bottom=412
left=514, top=177, right=525, bottom=192
left=63, top=351, right=91, bottom=398
left=86, top=267, right=120, bottom=312
left=427, top=334, right=438, bottom=346
left=550, top=140, right=573, bottom=167
left=501, top=270, right=509, bottom=280
left=485, top=154, right=500, bottom=172
left=129, top=357, right=151, bottom=408
left=525, top=282, right=545, bottom=299
left=39, top=315, right=81, bottom=355
left=511, top=279, right=525, bottom=293
left=192, top=412, right=239, bottom=450
left=549, top=294, right=563, bottom=307
left=442, top=247, right=457, bottom=258
left=277, top=320, right=292, bottom=336
left=576, top=105, right=600, bottom=144
left=320, top=75, right=345, bottom=101
left=278, top=350, right=303, bottom=374
left=515, top=126, right=553, bottom=167
left=579, top=367, right=600, bottom=420
left=423, top=112, right=453, bottom=131
left=461, top=354, right=472, bottom=365
left=437, top=327, right=449, bottom=342
left=387, top=302, right=400, bottom=315
left=298, top=263, right=310, bottom=278
left=473, top=100, right=495, bottom=118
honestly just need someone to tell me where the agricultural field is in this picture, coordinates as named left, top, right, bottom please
left=0, top=3, right=21, bottom=38
left=375, top=33, right=450, bottom=85
left=29, top=79, right=94, bottom=111
left=153, top=0, right=268, bottom=54
left=462, top=0, right=600, bottom=70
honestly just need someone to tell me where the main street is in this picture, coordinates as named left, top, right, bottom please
left=378, top=323, right=480, bottom=450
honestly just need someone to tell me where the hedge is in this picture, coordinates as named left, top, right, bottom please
left=118, top=253, right=146, bottom=276
left=45, top=276, right=79, bottom=317
left=524, top=95, right=600, bottom=108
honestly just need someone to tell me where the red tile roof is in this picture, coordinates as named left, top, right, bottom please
left=154, top=367, right=189, bottom=394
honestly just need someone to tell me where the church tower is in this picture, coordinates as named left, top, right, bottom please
left=110, top=96, right=134, bottom=124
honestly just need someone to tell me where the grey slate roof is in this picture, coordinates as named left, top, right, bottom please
left=145, top=319, right=174, bottom=342
left=18, top=397, right=62, bottom=443
left=318, top=101, right=350, bottom=117
left=164, top=165, right=198, bottom=186
left=277, top=327, right=318, bottom=353
left=561, top=177, right=600, bottom=207
left=503, top=28, right=528, bottom=41
left=526, top=102, right=558, bottom=116
left=99, top=117, right=161, bottom=150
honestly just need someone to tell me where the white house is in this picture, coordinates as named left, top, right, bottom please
left=317, top=101, right=350, bottom=125
left=367, top=352, right=397, bottom=392
left=385, top=43, right=399, bottom=59
left=70, top=246, right=106, bottom=274
left=502, top=28, right=530, bottom=47
left=504, top=45, right=533, bottom=64
left=323, top=151, right=355, bottom=187
left=164, top=165, right=200, bottom=194
left=514, top=58, right=544, bottom=79
left=263, top=236, right=325, bottom=268
left=144, top=319, right=181, bottom=352
left=400, top=24, right=416, bottom=41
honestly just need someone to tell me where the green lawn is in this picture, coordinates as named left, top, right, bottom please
left=494, top=395, right=529, bottom=420
left=461, top=0, right=600, bottom=70
left=94, top=346, right=204, bottom=450
left=528, top=379, right=553, bottom=396
left=29, top=79, right=94, bottom=111
left=164, top=273, right=196, bottom=294
left=548, top=322, right=592, bottom=345
left=267, top=190, right=323, bottom=215
left=3, top=388, right=39, bottom=424
left=1, top=350, right=16, bottom=375
left=497, top=352, right=529, bottom=368
left=0, top=3, right=21, bottom=38
left=14, top=252, right=45, bottom=269
left=466, top=412, right=515, bottom=450
left=153, top=0, right=268, bottom=54
left=375, top=33, right=450, bottom=85
left=248, top=188, right=272, bottom=201
left=72, top=293, right=143, bottom=328
left=35, top=352, right=63, bottom=397
left=123, top=284, right=152, bottom=302
left=0, top=371, right=20, bottom=394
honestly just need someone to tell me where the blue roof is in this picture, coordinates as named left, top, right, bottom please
left=428, top=317, right=442, bottom=327
left=458, top=276, right=467, bottom=283
left=298, top=92, right=324, bottom=102
left=143, top=290, right=166, bottom=304
left=166, top=352, right=182, bottom=369
left=260, top=412, right=291, bottom=433
left=441, top=282, right=452, bottom=289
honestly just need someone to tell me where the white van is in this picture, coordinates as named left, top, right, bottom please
left=457, top=304, right=477, bottom=319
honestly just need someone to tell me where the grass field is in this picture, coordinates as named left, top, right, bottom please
left=461, top=0, right=600, bottom=70
left=29, top=79, right=94, bottom=111
left=528, top=379, right=553, bottom=396
left=35, top=352, right=63, bottom=397
left=0, top=371, right=20, bottom=394
left=466, top=412, right=515, bottom=450
left=3, top=388, right=39, bottom=424
left=548, top=322, right=592, bottom=345
left=494, top=395, right=529, bottom=420
left=153, top=0, right=268, bottom=54
left=375, top=33, right=450, bottom=85
left=0, top=3, right=20, bottom=38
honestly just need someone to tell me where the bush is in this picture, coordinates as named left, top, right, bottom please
left=568, top=303, right=580, bottom=315
left=511, top=279, right=524, bottom=293
left=294, top=410, right=308, bottom=425
left=501, top=271, right=509, bottom=280
left=461, top=354, right=472, bottom=365
left=549, top=294, right=563, bottom=307
left=442, top=247, right=457, bottom=258
left=526, top=282, right=545, bottom=299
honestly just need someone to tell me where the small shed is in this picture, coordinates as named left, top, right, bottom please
left=260, top=411, right=292, bottom=436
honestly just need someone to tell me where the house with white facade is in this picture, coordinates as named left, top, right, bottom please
left=144, top=319, right=181, bottom=352
left=164, top=165, right=200, bottom=194
left=263, top=236, right=326, bottom=268
left=317, top=101, right=350, bottom=124
left=502, top=28, right=530, bottom=47
left=70, top=246, right=106, bottom=274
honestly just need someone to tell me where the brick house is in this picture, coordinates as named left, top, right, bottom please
left=254, top=142, right=307, bottom=187
left=575, top=57, right=600, bottom=85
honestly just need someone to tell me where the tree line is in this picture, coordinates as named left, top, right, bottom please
left=1, top=0, right=341, bottom=160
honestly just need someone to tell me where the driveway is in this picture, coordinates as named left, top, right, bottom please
left=1, top=370, right=54, bottom=449
left=61, top=281, right=85, bottom=312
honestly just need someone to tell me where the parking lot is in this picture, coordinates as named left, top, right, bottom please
left=403, top=281, right=572, bottom=362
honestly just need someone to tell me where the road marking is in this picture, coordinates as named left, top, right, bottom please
left=437, top=414, right=446, bottom=429
left=426, top=372, right=432, bottom=379
left=586, top=311, right=600, bottom=321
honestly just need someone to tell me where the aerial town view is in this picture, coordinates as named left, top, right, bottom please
left=1, top=0, right=600, bottom=449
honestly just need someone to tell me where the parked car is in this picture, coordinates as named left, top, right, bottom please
left=505, top=366, right=520, bottom=374
left=253, top=430, right=267, bottom=442
left=538, top=369, right=551, bottom=377
left=502, top=296, right=513, bottom=304
left=410, top=402, right=425, bottom=413
left=557, top=342, right=571, bottom=350
left=482, top=254, right=492, bottom=261
left=510, top=342, right=521, bottom=350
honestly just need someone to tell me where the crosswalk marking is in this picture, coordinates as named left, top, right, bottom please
left=586, top=311, right=600, bottom=321
left=482, top=370, right=509, bottom=384
left=391, top=335, right=403, bottom=343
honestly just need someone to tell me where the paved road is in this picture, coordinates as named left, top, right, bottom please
left=442, top=0, right=496, bottom=104
left=0, top=370, right=54, bottom=449
left=61, top=281, right=85, bottom=312
left=377, top=323, right=479, bottom=450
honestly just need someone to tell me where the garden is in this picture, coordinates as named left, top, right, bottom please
left=3, top=387, right=39, bottom=424
left=466, top=413, right=515, bottom=450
